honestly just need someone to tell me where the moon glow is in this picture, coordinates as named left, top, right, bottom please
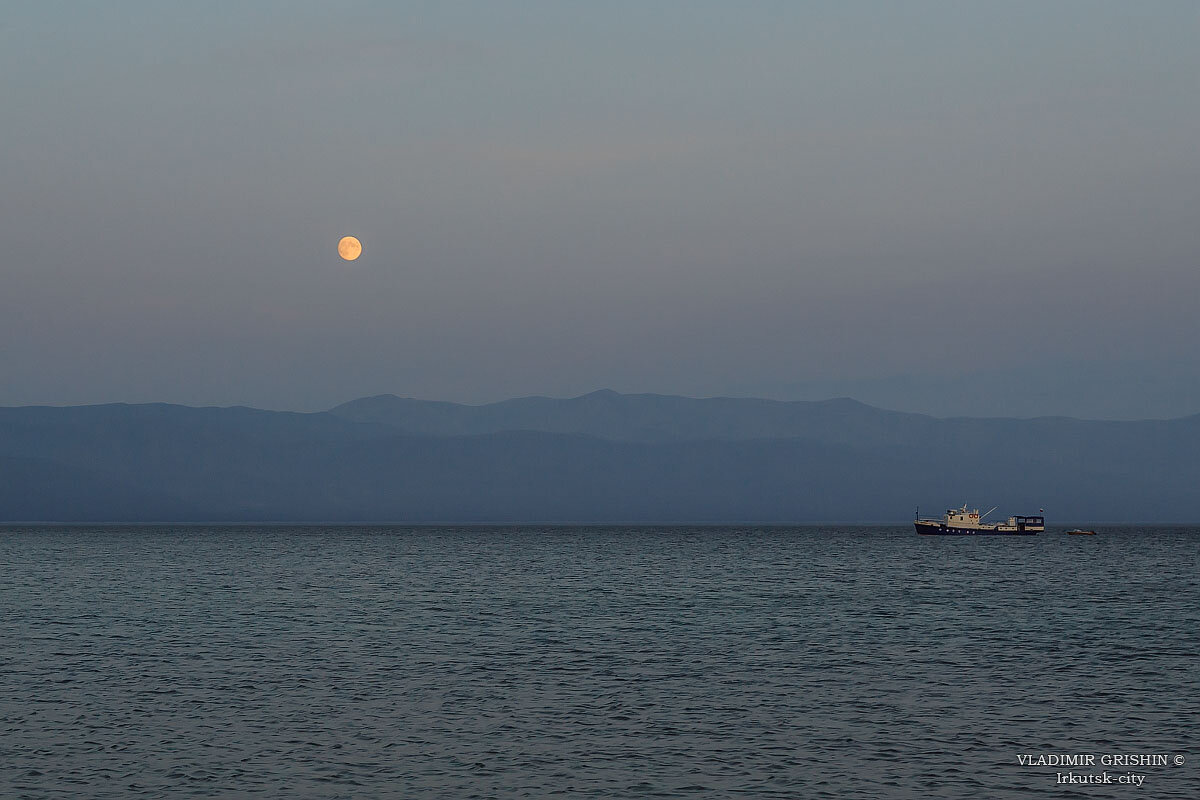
left=337, top=236, right=362, bottom=261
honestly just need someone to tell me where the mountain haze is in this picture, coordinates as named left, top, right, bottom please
left=329, top=391, right=939, bottom=446
left=2, top=392, right=1197, bottom=523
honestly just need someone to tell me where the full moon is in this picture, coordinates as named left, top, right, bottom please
left=337, top=236, right=362, bottom=261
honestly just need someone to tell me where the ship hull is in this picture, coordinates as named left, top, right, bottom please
left=915, top=520, right=1039, bottom=536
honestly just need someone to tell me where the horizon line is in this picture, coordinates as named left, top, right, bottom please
left=4, top=389, right=1199, bottom=424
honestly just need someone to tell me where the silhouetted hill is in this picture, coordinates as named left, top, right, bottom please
left=330, top=390, right=938, bottom=446
left=331, top=391, right=1200, bottom=477
left=1, top=396, right=1198, bottom=522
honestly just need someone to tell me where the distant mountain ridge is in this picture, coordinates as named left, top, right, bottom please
left=1, top=392, right=1198, bottom=523
left=329, top=390, right=938, bottom=446
left=330, top=390, right=1200, bottom=456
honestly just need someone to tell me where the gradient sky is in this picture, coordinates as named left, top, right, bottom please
left=3, top=2, right=1198, bottom=418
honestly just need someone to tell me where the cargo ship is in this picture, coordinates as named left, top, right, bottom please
left=915, top=504, right=1044, bottom=535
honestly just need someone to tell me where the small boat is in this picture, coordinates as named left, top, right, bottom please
left=915, top=504, right=1044, bottom=535
left=1065, top=528, right=1096, bottom=535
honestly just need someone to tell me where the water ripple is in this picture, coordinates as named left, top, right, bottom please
left=1, top=526, right=1197, bottom=798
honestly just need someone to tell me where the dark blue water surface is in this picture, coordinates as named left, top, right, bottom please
left=2, top=526, right=1197, bottom=799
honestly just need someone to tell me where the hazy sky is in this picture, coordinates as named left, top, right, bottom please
left=3, top=2, right=1198, bottom=418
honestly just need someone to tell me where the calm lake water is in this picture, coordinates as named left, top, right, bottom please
left=2, top=526, right=1197, bottom=799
